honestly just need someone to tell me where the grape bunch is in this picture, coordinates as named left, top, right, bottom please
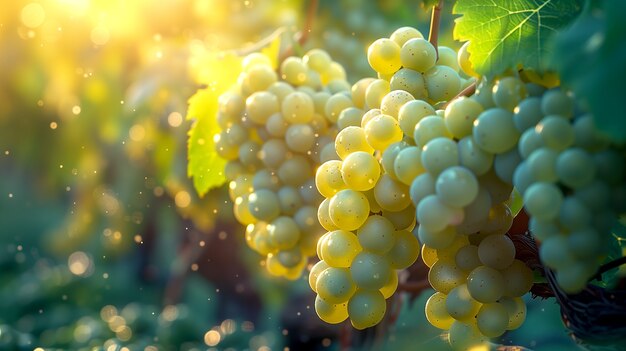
left=215, top=49, right=351, bottom=279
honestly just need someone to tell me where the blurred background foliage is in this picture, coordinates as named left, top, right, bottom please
left=0, top=0, right=581, bottom=350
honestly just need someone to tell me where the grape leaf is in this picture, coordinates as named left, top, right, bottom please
left=551, top=0, right=626, bottom=142
left=453, top=0, right=583, bottom=76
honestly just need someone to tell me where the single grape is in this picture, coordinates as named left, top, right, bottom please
left=315, top=295, right=349, bottom=324
left=435, top=166, right=479, bottom=208
left=467, top=266, right=505, bottom=303
left=328, top=189, right=370, bottom=231
left=357, top=215, right=397, bottom=254
left=446, top=284, right=482, bottom=322
left=400, top=38, right=437, bottom=73
left=348, top=290, right=386, bottom=330
left=421, top=137, right=459, bottom=175
left=350, top=252, right=392, bottom=290
left=319, top=230, right=361, bottom=268
left=316, top=267, right=356, bottom=304
left=425, top=292, right=455, bottom=330
left=473, top=108, right=519, bottom=154
left=444, top=96, right=484, bottom=139
left=424, top=65, right=462, bottom=103
left=476, top=302, right=509, bottom=337
left=477, top=234, right=516, bottom=270
left=429, top=260, right=467, bottom=294
left=523, top=182, right=563, bottom=221
left=492, top=77, right=527, bottom=111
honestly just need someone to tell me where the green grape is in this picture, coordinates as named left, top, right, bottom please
left=476, top=302, right=509, bottom=337
left=398, top=99, right=436, bottom=137
left=422, top=244, right=439, bottom=268
left=244, top=64, right=278, bottom=93
left=329, top=189, right=370, bottom=231
left=456, top=186, right=492, bottom=235
left=299, top=177, right=324, bottom=204
left=541, top=89, right=574, bottom=118
left=318, top=198, right=339, bottom=231
left=357, top=215, right=397, bottom=254
left=501, top=259, right=533, bottom=297
left=539, top=235, right=575, bottom=270
left=267, top=216, right=301, bottom=250
left=229, top=174, right=253, bottom=200
left=473, top=108, right=519, bottom=154
left=295, top=204, right=323, bottom=232
left=446, top=284, right=482, bottom=322
left=472, top=78, right=495, bottom=108
left=513, top=97, right=542, bottom=132
left=363, top=188, right=383, bottom=214
left=280, top=56, right=307, bottom=86
left=527, top=217, right=558, bottom=242
left=380, top=141, right=407, bottom=181
left=467, top=266, right=505, bottom=303
left=478, top=168, right=514, bottom=204
left=218, top=91, right=245, bottom=117
left=243, top=52, right=272, bottom=71
left=285, top=124, right=316, bottom=153
left=337, top=107, right=364, bottom=130
left=493, top=147, right=521, bottom=185
left=523, top=182, right=563, bottom=221
left=246, top=222, right=270, bottom=255
left=573, top=114, right=610, bottom=152
left=457, top=136, right=494, bottom=176
left=350, top=252, right=392, bottom=290
left=278, top=247, right=303, bottom=268
left=556, top=148, right=596, bottom=188
left=324, top=61, right=347, bottom=83
left=380, top=90, right=415, bottom=118
left=492, top=77, right=527, bottom=111
left=390, top=68, right=427, bottom=100
left=341, top=151, right=381, bottom=191
left=555, top=262, right=596, bottom=294
left=457, top=41, right=478, bottom=78
left=277, top=186, right=302, bottom=216
left=281, top=91, right=314, bottom=123
left=380, top=271, right=399, bottom=299
left=214, top=132, right=240, bottom=160
left=361, top=108, right=382, bottom=128
left=374, top=174, right=412, bottom=212
left=413, top=115, right=453, bottom=148
left=266, top=113, right=289, bottom=137
left=436, top=166, right=479, bottom=208
left=315, top=295, right=349, bottom=324
left=351, top=78, right=376, bottom=109
left=394, top=146, right=425, bottom=185
left=367, top=38, right=402, bottom=75
left=477, top=234, right=515, bottom=270
left=437, top=46, right=460, bottom=71
left=258, top=139, right=287, bottom=169
left=234, top=195, right=257, bottom=224
left=245, top=91, right=279, bottom=124
left=518, top=128, right=544, bottom=159
left=224, top=123, right=248, bottom=145
left=365, top=79, right=391, bottom=109
left=335, top=126, right=375, bottom=159
left=455, top=245, right=482, bottom=272
left=400, top=38, right=436, bottom=73
left=417, top=194, right=462, bottom=232
left=268, top=81, right=295, bottom=103
left=364, top=114, right=404, bottom=151
left=428, top=259, right=467, bottom=294
left=535, top=116, right=574, bottom=151
left=512, top=161, right=534, bottom=194
left=319, top=229, right=362, bottom=268
left=248, top=189, right=280, bottom=221
left=325, top=93, right=354, bottom=123
left=417, top=225, right=457, bottom=250
left=444, top=97, right=484, bottom=139
left=224, top=160, right=247, bottom=181
left=425, top=292, right=455, bottom=330
left=390, top=26, right=424, bottom=47
left=568, top=227, right=603, bottom=259
left=348, top=290, right=386, bottom=330
left=383, top=205, right=416, bottom=232
left=448, top=321, right=489, bottom=351
left=559, top=195, right=592, bottom=231
left=278, top=155, right=312, bottom=186
left=499, top=296, right=526, bottom=330
left=316, top=267, right=356, bottom=304
left=574, top=180, right=611, bottom=212
left=386, top=229, right=420, bottom=269
left=303, top=48, right=332, bottom=73
left=424, top=65, right=462, bottom=102
left=481, top=202, right=514, bottom=235
left=266, top=253, right=288, bottom=276
left=312, top=91, right=331, bottom=114
left=320, top=142, right=340, bottom=163
left=251, top=169, right=279, bottom=192
left=421, top=137, right=459, bottom=175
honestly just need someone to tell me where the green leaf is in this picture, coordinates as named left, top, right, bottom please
left=552, top=0, right=626, bottom=143
left=453, top=0, right=583, bottom=76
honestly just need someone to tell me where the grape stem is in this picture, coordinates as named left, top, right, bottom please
left=428, top=0, right=444, bottom=60
left=279, top=0, right=319, bottom=61
left=590, top=255, right=626, bottom=282
left=231, top=27, right=288, bottom=57
left=441, top=81, right=477, bottom=109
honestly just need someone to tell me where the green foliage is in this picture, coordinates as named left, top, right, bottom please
left=552, top=0, right=626, bottom=142
left=453, top=0, right=583, bottom=76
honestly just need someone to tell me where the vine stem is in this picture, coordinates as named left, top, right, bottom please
left=441, top=81, right=477, bottom=109
left=428, top=0, right=444, bottom=60
left=231, top=27, right=288, bottom=57
left=591, top=255, right=626, bottom=282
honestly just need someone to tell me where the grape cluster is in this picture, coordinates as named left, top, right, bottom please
left=216, top=50, right=351, bottom=279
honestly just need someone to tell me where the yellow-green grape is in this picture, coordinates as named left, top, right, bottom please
left=242, top=52, right=272, bottom=72
left=312, top=91, right=331, bottom=114
left=245, top=91, right=279, bottom=124
left=268, top=81, right=295, bottom=103
left=492, top=77, right=527, bottom=111
left=335, top=126, right=375, bottom=159
left=457, top=136, right=494, bottom=176
left=387, top=229, right=420, bottom=269
left=253, top=169, right=280, bottom=192
left=444, top=97, right=484, bottom=139
left=556, top=148, right=596, bottom=188
left=424, top=65, right=462, bottom=103
left=467, top=266, right=505, bottom=303
left=541, top=89, right=574, bottom=118
left=320, top=229, right=362, bottom=268
left=417, top=225, right=457, bottom=250
left=259, top=139, right=287, bottom=169
left=398, top=99, right=436, bottom=137
left=239, top=140, right=263, bottom=169
left=244, top=64, right=278, bottom=93
left=248, top=189, right=280, bottom=221
left=436, top=234, right=470, bottom=262
left=523, top=182, right=563, bottom=221
left=280, top=56, right=307, bottom=86
left=281, top=91, right=314, bottom=124
left=437, top=46, right=460, bottom=71
left=365, top=78, right=391, bottom=109
left=224, top=160, right=247, bottom=181
left=337, top=107, right=364, bottom=130
left=303, top=48, right=332, bottom=73
left=390, top=26, right=424, bottom=47
left=316, top=267, right=357, bottom=304
left=409, top=172, right=436, bottom=206
left=350, top=251, right=392, bottom=290
left=341, top=151, right=381, bottom=191
left=428, top=259, right=467, bottom=294
left=246, top=222, right=271, bottom=255
left=364, top=114, right=404, bottom=151
left=348, top=290, right=386, bottom=330
left=493, top=147, right=522, bottom=184
left=267, top=216, right=301, bottom=250
left=328, top=189, right=370, bottom=231
left=513, top=97, right=542, bottom=132
left=315, top=295, right=349, bottom=324
left=277, top=186, right=302, bottom=216
left=309, top=260, right=330, bottom=292
left=476, top=302, right=509, bottom=337
left=394, top=146, right=425, bottom=186
left=322, top=61, right=348, bottom=83
left=284, top=257, right=308, bottom=281
left=477, top=234, right=516, bottom=269
left=414, top=116, right=453, bottom=149
left=425, top=292, right=455, bottom=330
left=500, top=296, right=526, bottom=330
left=390, top=68, right=427, bottom=100
left=318, top=198, right=339, bottom=231
left=417, top=194, right=463, bottom=232
left=351, top=78, right=376, bottom=109
left=320, top=141, right=341, bottom=164
left=574, top=115, right=610, bottom=152
left=422, top=137, right=460, bottom=176
left=536, top=116, right=575, bottom=152
left=361, top=108, right=382, bottom=128
left=436, top=166, right=479, bottom=208
left=479, top=169, right=514, bottom=204
left=455, top=245, right=482, bottom=272
left=315, top=160, right=346, bottom=198
left=234, top=196, right=257, bottom=225
left=218, top=91, right=245, bottom=119
left=228, top=174, right=253, bottom=201
left=473, top=108, right=520, bottom=154
left=325, top=93, right=354, bottom=123
left=481, top=202, right=514, bottom=235
left=265, top=113, right=288, bottom=137
left=357, top=215, right=396, bottom=254
left=382, top=205, right=416, bottom=231
left=285, top=124, right=316, bottom=153
left=278, top=247, right=304, bottom=268
left=278, top=155, right=313, bottom=186
left=374, top=174, right=412, bottom=212
left=501, top=259, right=534, bottom=297
left=367, top=38, right=402, bottom=75
left=379, top=268, right=399, bottom=298
left=317, top=232, right=330, bottom=260
left=214, top=133, right=240, bottom=160
left=400, top=38, right=437, bottom=73
left=422, top=245, right=438, bottom=268
left=448, top=321, right=489, bottom=351
left=380, top=90, right=415, bottom=118
left=446, top=284, right=482, bottom=322
left=457, top=41, right=478, bottom=78
left=266, top=253, right=288, bottom=276
left=381, top=141, right=408, bottom=180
